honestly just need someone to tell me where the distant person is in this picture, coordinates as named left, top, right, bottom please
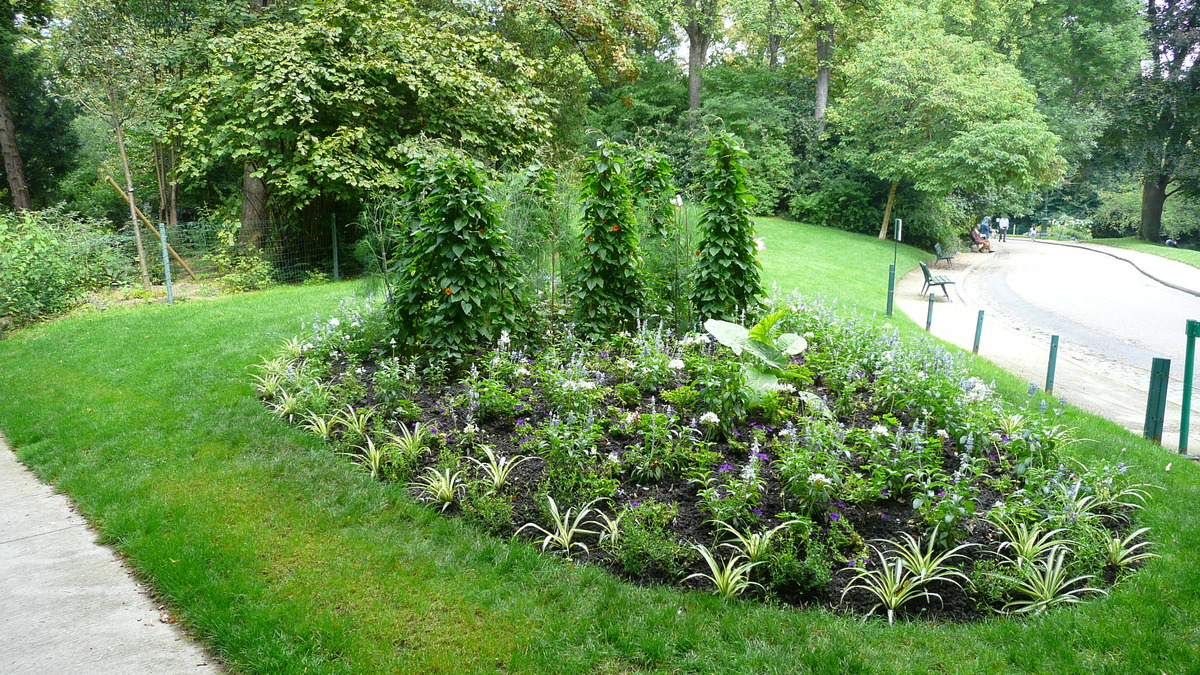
left=1165, top=237, right=1178, bottom=247
left=971, top=225, right=994, bottom=253
left=979, top=216, right=991, bottom=239
left=997, top=216, right=1009, bottom=242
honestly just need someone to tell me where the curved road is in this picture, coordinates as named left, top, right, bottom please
left=898, top=237, right=1200, bottom=454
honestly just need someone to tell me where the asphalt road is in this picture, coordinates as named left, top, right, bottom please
left=898, top=237, right=1200, bottom=454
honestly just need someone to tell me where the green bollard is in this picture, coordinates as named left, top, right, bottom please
left=1046, top=335, right=1059, bottom=394
left=886, top=264, right=896, bottom=317
left=926, top=293, right=935, bottom=331
left=973, top=310, right=984, bottom=354
left=1145, top=358, right=1171, bottom=444
left=1182, top=320, right=1199, bottom=454
left=331, top=213, right=340, bottom=282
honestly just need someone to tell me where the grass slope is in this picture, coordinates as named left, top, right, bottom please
left=1092, top=236, right=1200, bottom=270
left=0, top=227, right=1197, bottom=673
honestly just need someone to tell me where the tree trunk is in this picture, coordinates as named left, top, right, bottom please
left=879, top=180, right=899, bottom=239
left=115, top=119, right=151, bottom=290
left=0, top=67, right=30, bottom=211
left=767, top=33, right=782, bottom=70
left=685, top=19, right=711, bottom=112
left=1139, top=174, right=1169, bottom=242
left=814, top=22, right=834, bottom=134
left=240, top=162, right=269, bottom=248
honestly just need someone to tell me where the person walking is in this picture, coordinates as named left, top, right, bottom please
left=997, top=216, right=1009, bottom=242
left=979, top=216, right=991, bottom=240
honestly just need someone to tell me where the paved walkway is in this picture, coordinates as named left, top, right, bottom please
left=898, top=237, right=1200, bottom=455
left=0, top=434, right=219, bottom=674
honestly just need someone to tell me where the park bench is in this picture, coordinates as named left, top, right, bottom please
left=933, top=243, right=956, bottom=267
left=918, top=261, right=955, bottom=299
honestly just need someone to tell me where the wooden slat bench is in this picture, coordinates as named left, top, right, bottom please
left=919, top=261, right=955, bottom=299
left=934, top=243, right=956, bottom=267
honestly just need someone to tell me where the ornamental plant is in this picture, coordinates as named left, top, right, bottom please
left=387, top=150, right=523, bottom=362
left=570, top=140, right=644, bottom=338
left=690, top=132, right=762, bottom=322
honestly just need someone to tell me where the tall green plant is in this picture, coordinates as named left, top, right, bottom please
left=388, top=150, right=523, bottom=362
left=570, top=140, right=643, bottom=337
left=691, top=132, right=761, bottom=323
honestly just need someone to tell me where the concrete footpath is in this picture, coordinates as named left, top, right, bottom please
left=0, top=434, right=218, bottom=674
left=897, top=237, right=1200, bottom=455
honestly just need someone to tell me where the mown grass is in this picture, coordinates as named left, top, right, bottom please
left=0, top=225, right=1197, bottom=673
left=1092, top=236, right=1200, bottom=270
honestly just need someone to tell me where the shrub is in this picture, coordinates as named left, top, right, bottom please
left=387, top=150, right=524, bottom=363
left=0, top=208, right=132, bottom=327
left=691, top=132, right=762, bottom=322
left=205, top=221, right=275, bottom=293
left=570, top=140, right=644, bottom=337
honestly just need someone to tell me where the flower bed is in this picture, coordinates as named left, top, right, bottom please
left=255, top=295, right=1157, bottom=622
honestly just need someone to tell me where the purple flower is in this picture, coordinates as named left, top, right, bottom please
left=881, top=488, right=889, bottom=496
left=829, top=512, right=841, bottom=521
left=846, top=560, right=856, bottom=568
left=515, top=404, right=524, bottom=411
left=988, top=454, right=997, bottom=461
left=754, top=452, right=770, bottom=461
left=719, top=463, right=735, bottom=472
left=516, top=418, right=526, bottom=426
left=880, top=513, right=889, bottom=520
left=630, top=501, right=640, bottom=508
left=833, top=501, right=846, bottom=509
left=937, top=490, right=946, bottom=497
left=855, top=370, right=866, bottom=377
left=518, top=436, right=532, bottom=444
left=752, top=508, right=763, bottom=516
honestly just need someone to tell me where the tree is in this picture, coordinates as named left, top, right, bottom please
left=175, top=1, right=553, bottom=217
left=0, top=0, right=51, bottom=211
left=1102, top=0, right=1200, bottom=241
left=828, top=8, right=1063, bottom=239
left=55, top=0, right=159, bottom=288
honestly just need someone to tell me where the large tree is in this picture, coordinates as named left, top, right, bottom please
left=1103, top=0, right=1200, bottom=241
left=0, top=0, right=51, bottom=211
left=828, top=8, right=1064, bottom=238
left=175, top=0, right=553, bottom=221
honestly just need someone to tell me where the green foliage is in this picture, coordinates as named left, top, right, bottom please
left=829, top=7, right=1064, bottom=214
left=608, top=499, right=691, bottom=577
left=0, top=208, right=131, bottom=327
left=690, top=132, right=762, bottom=322
left=205, top=221, right=274, bottom=293
left=387, top=151, right=524, bottom=363
left=686, top=543, right=762, bottom=601
left=570, top=140, right=644, bottom=337
left=517, top=496, right=602, bottom=557
left=175, top=0, right=551, bottom=206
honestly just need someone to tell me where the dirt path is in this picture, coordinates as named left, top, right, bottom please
left=897, top=237, right=1200, bottom=455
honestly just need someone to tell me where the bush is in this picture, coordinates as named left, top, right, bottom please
left=205, top=221, right=275, bottom=293
left=0, top=208, right=132, bottom=327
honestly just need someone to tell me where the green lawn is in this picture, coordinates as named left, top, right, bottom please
left=1092, top=236, right=1200, bottom=269
left=0, top=225, right=1197, bottom=673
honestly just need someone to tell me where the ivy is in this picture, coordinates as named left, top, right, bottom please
left=388, top=150, right=523, bottom=363
left=691, top=132, right=762, bottom=323
left=569, top=140, right=645, bottom=338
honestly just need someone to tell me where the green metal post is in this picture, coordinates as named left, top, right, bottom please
left=886, top=264, right=896, bottom=317
left=1144, top=358, right=1171, bottom=444
left=926, top=293, right=935, bottom=331
left=331, top=213, right=340, bottom=282
left=159, top=224, right=173, bottom=305
left=1046, top=335, right=1059, bottom=394
left=973, top=310, right=984, bottom=354
left=1181, top=320, right=1199, bottom=453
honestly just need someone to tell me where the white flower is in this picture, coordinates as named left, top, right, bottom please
left=755, top=237, right=766, bottom=251
left=670, top=194, right=683, bottom=208
left=623, top=412, right=639, bottom=426
left=993, top=500, right=1004, bottom=508
left=936, top=429, right=949, bottom=440
left=680, top=333, right=712, bottom=347
left=667, top=359, right=685, bottom=370
left=498, top=330, right=511, bottom=348
left=807, top=473, right=833, bottom=488
left=350, top=321, right=361, bottom=328
left=870, top=424, right=889, bottom=437
left=562, top=379, right=597, bottom=391
left=700, top=411, right=720, bottom=426
left=328, top=317, right=341, bottom=327
left=388, top=338, right=397, bottom=346
left=764, top=382, right=796, bottom=393
left=515, top=367, right=531, bottom=378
